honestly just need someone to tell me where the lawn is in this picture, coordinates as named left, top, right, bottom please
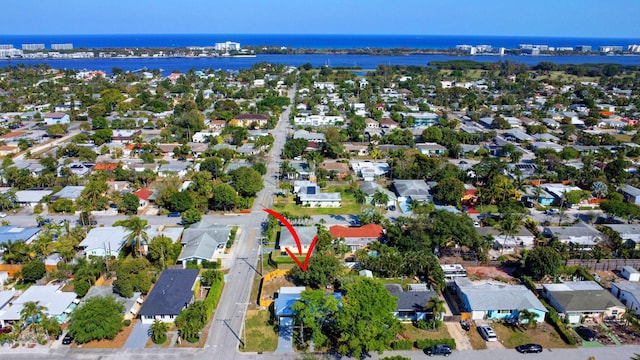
left=241, top=310, right=278, bottom=352
left=468, top=324, right=488, bottom=350
left=398, top=323, right=451, bottom=341
left=475, top=204, right=499, bottom=214
left=271, top=191, right=362, bottom=216
left=492, top=322, right=576, bottom=349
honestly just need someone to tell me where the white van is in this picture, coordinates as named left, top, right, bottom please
left=478, top=325, right=498, bottom=342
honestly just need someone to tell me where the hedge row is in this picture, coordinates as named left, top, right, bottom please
left=204, top=274, right=224, bottom=319
left=390, top=339, right=413, bottom=350
left=415, top=338, right=456, bottom=350
left=540, top=298, right=577, bottom=345
left=521, top=275, right=577, bottom=345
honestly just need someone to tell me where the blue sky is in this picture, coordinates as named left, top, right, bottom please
left=3, top=0, right=639, bottom=38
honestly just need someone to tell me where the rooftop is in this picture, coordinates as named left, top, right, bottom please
left=139, top=269, right=199, bottom=317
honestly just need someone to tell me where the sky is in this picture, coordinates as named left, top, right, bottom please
left=2, top=0, right=639, bottom=38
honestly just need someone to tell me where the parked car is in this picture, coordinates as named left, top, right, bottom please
left=515, top=343, right=543, bottom=353
left=0, top=212, right=6, bottom=218
left=545, top=209, right=560, bottom=215
left=62, top=333, right=73, bottom=345
left=425, top=344, right=452, bottom=357
left=575, top=326, right=596, bottom=341
left=167, top=212, right=181, bottom=218
left=478, top=325, right=498, bottom=342
left=38, top=218, right=52, bottom=227
left=460, top=320, right=470, bottom=331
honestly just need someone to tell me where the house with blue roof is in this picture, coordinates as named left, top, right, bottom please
left=0, top=226, right=41, bottom=246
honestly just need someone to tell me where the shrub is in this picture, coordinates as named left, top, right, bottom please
left=390, top=339, right=413, bottom=350
left=415, top=338, right=456, bottom=350
left=122, top=319, right=131, bottom=327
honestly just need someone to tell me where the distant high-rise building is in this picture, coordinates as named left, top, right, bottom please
left=51, top=43, right=73, bottom=50
left=22, top=43, right=45, bottom=51
left=575, top=45, right=592, bottom=52
left=599, top=45, right=623, bottom=53
left=214, top=41, right=241, bottom=52
left=628, top=45, right=640, bottom=53
left=0, top=45, right=14, bottom=50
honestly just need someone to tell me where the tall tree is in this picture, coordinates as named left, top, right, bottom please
left=114, top=216, right=149, bottom=257
left=425, top=296, right=446, bottom=320
left=291, top=289, right=340, bottom=348
left=20, top=301, right=47, bottom=331
left=68, top=296, right=125, bottom=343
left=336, top=277, right=400, bottom=358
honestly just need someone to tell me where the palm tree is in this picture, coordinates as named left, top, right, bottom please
left=149, top=319, right=169, bottom=343
left=20, top=301, right=48, bottom=332
left=623, top=308, right=637, bottom=328
left=353, top=189, right=367, bottom=205
left=372, top=190, right=389, bottom=208
left=497, top=213, right=523, bottom=252
left=518, top=309, right=540, bottom=329
left=115, top=216, right=149, bottom=257
left=425, top=296, right=446, bottom=321
left=0, top=239, right=28, bottom=264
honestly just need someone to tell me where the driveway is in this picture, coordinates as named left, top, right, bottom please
left=275, top=317, right=294, bottom=353
left=123, top=322, right=150, bottom=349
left=445, top=322, right=472, bottom=350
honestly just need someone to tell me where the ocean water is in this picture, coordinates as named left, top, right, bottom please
left=3, top=54, right=640, bottom=75
left=0, top=34, right=638, bottom=49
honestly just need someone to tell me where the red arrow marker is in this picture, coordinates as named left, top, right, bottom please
left=263, top=208, right=317, bottom=272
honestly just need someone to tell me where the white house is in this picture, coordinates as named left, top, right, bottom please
left=621, top=266, right=640, bottom=282
left=612, top=282, right=640, bottom=312
left=43, top=112, right=70, bottom=125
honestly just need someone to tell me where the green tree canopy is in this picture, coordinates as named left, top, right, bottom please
left=336, top=277, right=400, bottom=358
left=229, top=167, right=264, bottom=197
left=432, top=178, right=465, bottom=207
left=290, top=253, right=342, bottom=289
left=525, top=246, right=562, bottom=280
left=68, top=296, right=125, bottom=344
left=22, top=260, right=46, bottom=283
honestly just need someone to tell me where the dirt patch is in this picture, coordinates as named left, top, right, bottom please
left=466, top=267, right=515, bottom=283
left=73, top=319, right=137, bottom=348
left=261, top=276, right=297, bottom=302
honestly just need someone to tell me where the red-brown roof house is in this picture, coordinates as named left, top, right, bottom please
left=329, top=224, right=384, bottom=252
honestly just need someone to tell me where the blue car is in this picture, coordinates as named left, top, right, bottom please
left=167, top=212, right=181, bottom=217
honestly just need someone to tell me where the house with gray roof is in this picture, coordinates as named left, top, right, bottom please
left=279, top=226, right=317, bottom=255
left=416, top=143, right=447, bottom=156
left=293, top=130, right=325, bottom=143
left=79, top=227, right=130, bottom=257
left=0, top=285, right=77, bottom=327
left=393, top=180, right=431, bottom=203
left=612, top=282, right=640, bottom=312
left=158, top=162, right=190, bottom=178
left=542, top=281, right=625, bottom=324
left=359, top=181, right=397, bottom=208
left=139, top=269, right=200, bottom=324
left=83, top=286, right=142, bottom=321
left=542, top=222, right=603, bottom=249
left=294, top=183, right=341, bottom=208
left=602, top=224, right=640, bottom=249
left=621, top=184, right=640, bottom=204
left=533, top=133, right=560, bottom=142
left=385, top=285, right=439, bottom=322
left=178, top=221, right=231, bottom=267
left=504, top=130, right=535, bottom=143
left=14, top=189, right=53, bottom=207
left=51, top=185, right=85, bottom=201
left=530, top=142, right=564, bottom=152
left=454, top=277, right=546, bottom=323
left=476, top=226, right=535, bottom=250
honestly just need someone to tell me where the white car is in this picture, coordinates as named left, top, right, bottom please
left=478, top=325, right=498, bottom=342
left=0, top=213, right=7, bottom=218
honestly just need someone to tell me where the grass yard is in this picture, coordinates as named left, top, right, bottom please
left=398, top=323, right=451, bottom=341
left=468, top=324, right=488, bottom=350
left=241, top=310, right=278, bottom=352
left=475, top=204, right=499, bottom=214
left=492, top=322, right=576, bottom=349
left=271, top=191, right=362, bottom=216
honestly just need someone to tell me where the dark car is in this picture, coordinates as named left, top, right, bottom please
left=37, top=218, right=52, bottom=227
left=62, top=334, right=73, bottom=345
left=167, top=212, right=181, bottom=218
left=515, top=343, right=543, bottom=353
left=460, top=320, right=470, bottom=331
left=0, top=326, right=12, bottom=334
left=575, top=326, right=596, bottom=341
left=425, top=344, right=452, bottom=357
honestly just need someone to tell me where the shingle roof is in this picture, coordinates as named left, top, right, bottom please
left=279, top=226, right=317, bottom=249
left=139, top=269, right=199, bottom=317
left=391, top=290, right=439, bottom=312
left=329, top=224, right=383, bottom=239
left=179, top=222, right=230, bottom=261
left=457, top=280, right=546, bottom=312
